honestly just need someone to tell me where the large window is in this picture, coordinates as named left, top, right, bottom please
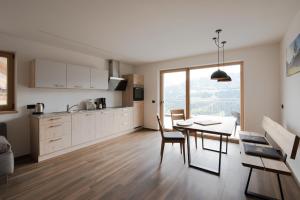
left=190, top=65, right=240, bottom=117
left=0, top=51, right=15, bottom=112
left=160, top=62, right=243, bottom=130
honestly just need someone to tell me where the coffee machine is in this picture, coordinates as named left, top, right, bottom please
left=95, top=98, right=106, bottom=109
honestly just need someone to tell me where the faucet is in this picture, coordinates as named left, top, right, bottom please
left=66, top=104, right=79, bottom=113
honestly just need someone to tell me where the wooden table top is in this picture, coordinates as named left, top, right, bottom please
left=173, top=116, right=236, bottom=136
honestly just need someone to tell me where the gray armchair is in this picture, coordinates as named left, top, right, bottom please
left=0, top=123, right=14, bottom=184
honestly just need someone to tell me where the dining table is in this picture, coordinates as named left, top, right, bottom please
left=173, top=115, right=236, bottom=176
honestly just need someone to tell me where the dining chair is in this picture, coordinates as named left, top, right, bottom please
left=170, top=109, right=200, bottom=149
left=156, top=115, right=185, bottom=164
left=231, top=111, right=240, bottom=136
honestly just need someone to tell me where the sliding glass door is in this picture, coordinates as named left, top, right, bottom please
left=160, top=62, right=243, bottom=131
left=160, top=70, right=187, bottom=129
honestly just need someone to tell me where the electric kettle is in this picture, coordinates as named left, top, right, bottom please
left=34, top=103, right=45, bottom=114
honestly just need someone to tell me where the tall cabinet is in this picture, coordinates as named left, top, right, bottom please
left=122, top=74, right=144, bottom=128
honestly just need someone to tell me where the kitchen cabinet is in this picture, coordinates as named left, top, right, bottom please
left=67, top=64, right=91, bottom=89
left=31, top=115, right=71, bottom=159
left=90, top=68, right=108, bottom=90
left=30, top=59, right=67, bottom=88
left=116, top=108, right=133, bottom=132
left=30, top=59, right=110, bottom=90
left=96, top=110, right=115, bottom=138
left=133, top=101, right=144, bottom=128
left=71, top=112, right=96, bottom=145
left=31, top=107, right=134, bottom=162
left=133, top=74, right=144, bottom=85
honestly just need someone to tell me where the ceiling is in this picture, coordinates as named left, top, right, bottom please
left=0, top=0, right=300, bottom=65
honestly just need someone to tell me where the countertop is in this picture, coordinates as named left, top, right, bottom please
left=31, top=106, right=133, bottom=119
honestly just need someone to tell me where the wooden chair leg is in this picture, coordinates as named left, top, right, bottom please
left=182, top=141, right=186, bottom=164
left=180, top=143, right=183, bottom=154
left=194, top=131, right=198, bottom=149
left=160, top=141, right=165, bottom=164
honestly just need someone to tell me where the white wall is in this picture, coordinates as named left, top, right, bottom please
left=280, top=9, right=300, bottom=184
left=0, top=33, right=135, bottom=157
left=136, top=43, right=281, bottom=134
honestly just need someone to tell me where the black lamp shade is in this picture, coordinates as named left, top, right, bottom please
left=210, top=69, right=228, bottom=80
left=217, top=75, right=232, bottom=82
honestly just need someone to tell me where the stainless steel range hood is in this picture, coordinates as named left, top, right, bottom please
left=108, top=60, right=127, bottom=91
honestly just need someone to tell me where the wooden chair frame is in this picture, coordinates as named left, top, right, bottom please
left=157, top=115, right=186, bottom=164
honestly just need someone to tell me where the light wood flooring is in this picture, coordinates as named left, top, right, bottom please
left=0, top=130, right=299, bottom=200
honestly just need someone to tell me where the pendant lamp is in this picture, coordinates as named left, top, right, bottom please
left=210, top=29, right=231, bottom=82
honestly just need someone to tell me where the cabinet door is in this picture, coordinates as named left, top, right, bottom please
left=72, top=113, right=96, bottom=145
left=34, top=59, right=67, bottom=88
left=90, top=69, right=108, bottom=90
left=95, top=110, right=116, bottom=138
left=119, top=108, right=133, bottom=132
left=133, top=74, right=144, bottom=85
left=67, top=64, right=91, bottom=89
left=133, top=102, right=144, bottom=128
left=95, top=112, right=104, bottom=139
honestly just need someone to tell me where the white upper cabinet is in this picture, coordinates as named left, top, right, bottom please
left=30, top=59, right=109, bottom=90
left=67, top=64, right=91, bottom=89
left=90, top=68, right=108, bottom=90
left=31, top=59, right=67, bottom=88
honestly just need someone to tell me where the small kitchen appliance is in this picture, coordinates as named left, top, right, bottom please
left=27, top=103, right=45, bottom=114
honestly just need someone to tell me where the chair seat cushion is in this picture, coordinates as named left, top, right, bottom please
left=164, top=131, right=185, bottom=139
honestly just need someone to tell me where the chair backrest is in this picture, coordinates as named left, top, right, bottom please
left=156, top=115, right=165, bottom=139
left=262, top=116, right=299, bottom=159
left=170, top=109, right=186, bottom=127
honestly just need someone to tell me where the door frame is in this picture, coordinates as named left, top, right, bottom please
left=159, top=61, right=244, bottom=130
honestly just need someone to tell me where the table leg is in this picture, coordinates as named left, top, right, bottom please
left=202, top=135, right=228, bottom=154
left=186, top=130, right=223, bottom=176
left=186, top=129, right=191, bottom=165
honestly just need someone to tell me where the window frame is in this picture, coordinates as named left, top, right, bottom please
left=0, top=51, right=16, bottom=113
left=159, top=61, right=244, bottom=131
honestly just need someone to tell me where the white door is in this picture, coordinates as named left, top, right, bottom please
left=34, top=59, right=67, bottom=88
left=72, top=113, right=96, bottom=145
left=90, top=69, right=108, bottom=90
left=67, top=64, right=91, bottom=89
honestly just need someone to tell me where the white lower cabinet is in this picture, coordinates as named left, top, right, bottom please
left=96, top=110, right=115, bottom=138
left=72, top=112, right=96, bottom=145
left=31, top=107, right=134, bottom=162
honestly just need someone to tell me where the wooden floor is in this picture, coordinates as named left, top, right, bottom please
left=1, top=130, right=299, bottom=200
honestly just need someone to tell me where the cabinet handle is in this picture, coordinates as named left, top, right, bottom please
left=48, top=117, right=61, bottom=121
left=49, top=138, right=62, bottom=142
left=54, top=84, right=64, bottom=88
left=74, top=85, right=82, bottom=88
left=49, top=124, right=62, bottom=128
left=85, top=114, right=93, bottom=116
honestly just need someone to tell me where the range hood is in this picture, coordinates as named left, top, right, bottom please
left=108, top=60, right=127, bottom=91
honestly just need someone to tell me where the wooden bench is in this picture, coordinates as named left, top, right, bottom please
left=239, top=116, right=299, bottom=200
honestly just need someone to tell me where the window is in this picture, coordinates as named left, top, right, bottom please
left=160, top=62, right=244, bottom=131
left=0, top=51, right=15, bottom=112
left=190, top=65, right=240, bottom=117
